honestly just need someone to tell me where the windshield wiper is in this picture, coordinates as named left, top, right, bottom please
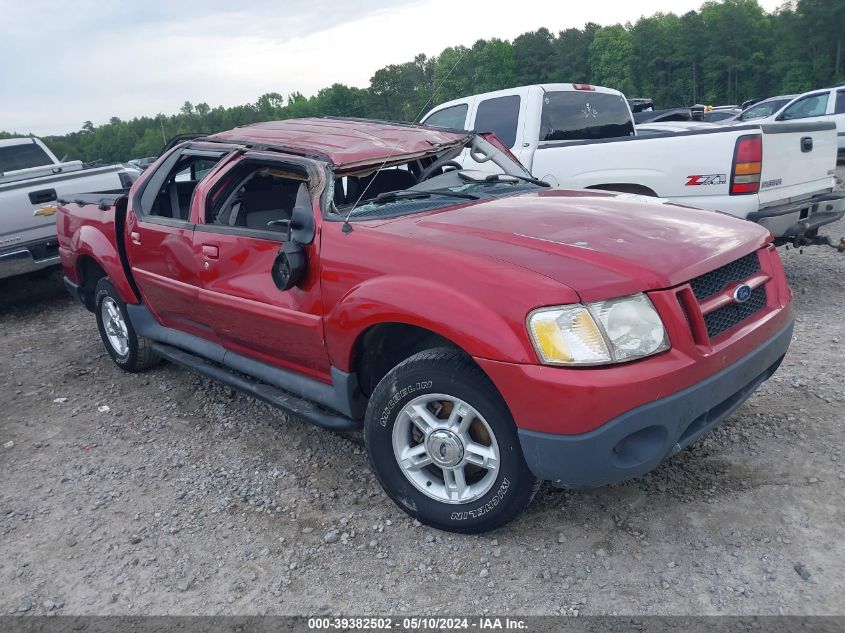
left=481, top=173, right=551, bottom=187
left=457, top=171, right=550, bottom=188
left=373, top=189, right=480, bottom=204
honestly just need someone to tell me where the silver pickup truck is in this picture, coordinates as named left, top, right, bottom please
left=0, top=137, right=139, bottom=280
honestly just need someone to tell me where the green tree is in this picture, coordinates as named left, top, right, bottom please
left=257, top=92, right=284, bottom=118
left=512, top=28, right=555, bottom=85
left=552, top=23, right=599, bottom=83
left=588, top=25, right=634, bottom=95
left=472, top=38, right=516, bottom=93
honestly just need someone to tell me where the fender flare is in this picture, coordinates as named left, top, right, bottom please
left=71, top=225, right=138, bottom=304
left=324, top=275, right=536, bottom=372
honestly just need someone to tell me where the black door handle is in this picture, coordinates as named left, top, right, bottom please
left=29, top=188, right=57, bottom=204
left=800, top=137, right=813, bottom=152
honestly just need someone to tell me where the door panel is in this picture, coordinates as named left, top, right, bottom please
left=194, top=231, right=330, bottom=380
left=125, top=212, right=203, bottom=332
left=191, top=151, right=331, bottom=381
left=123, top=146, right=230, bottom=335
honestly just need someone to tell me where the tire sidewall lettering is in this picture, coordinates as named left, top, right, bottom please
left=374, top=374, right=516, bottom=524
left=378, top=380, right=432, bottom=428
left=450, top=477, right=510, bottom=521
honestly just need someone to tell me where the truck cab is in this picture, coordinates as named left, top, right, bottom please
left=422, top=83, right=634, bottom=169
left=422, top=84, right=845, bottom=243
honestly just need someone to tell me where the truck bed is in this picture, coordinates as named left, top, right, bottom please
left=528, top=121, right=839, bottom=225
left=55, top=191, right=130, bottom=298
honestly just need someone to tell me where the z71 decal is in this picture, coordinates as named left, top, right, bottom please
left=686, top=174, right=726, bottom=186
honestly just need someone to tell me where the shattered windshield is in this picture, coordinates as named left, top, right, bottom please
left=333, top=134, right=543, bottom=221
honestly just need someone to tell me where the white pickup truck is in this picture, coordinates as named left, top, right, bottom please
left=421, top=84, right=845, bottom=243
left=0, top=137, right=139, bottom=280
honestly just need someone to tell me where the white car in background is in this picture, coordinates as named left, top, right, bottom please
left=721, top=95, right=798, bottom=124
left=750, top=87, right=845, bottom=157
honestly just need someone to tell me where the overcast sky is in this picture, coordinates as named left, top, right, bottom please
left=0, top=0, right=782, bottom=136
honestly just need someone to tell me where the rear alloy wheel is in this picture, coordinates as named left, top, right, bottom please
left=94, top=278, right=160, bottom=372
left=100, top=296, right=130, bottom=357
left=365, top=347, right=538, bottom=533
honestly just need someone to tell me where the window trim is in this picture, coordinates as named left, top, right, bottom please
left=193, top=222, right=290, bottom=242
left=135, top=147, right=228, bottom=222
left=835, top=90, right=845, bottom=116
left=196, top=157, right=312, bottom=243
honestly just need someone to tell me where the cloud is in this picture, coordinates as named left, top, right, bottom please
left=0, top=0, right=783, bottom=136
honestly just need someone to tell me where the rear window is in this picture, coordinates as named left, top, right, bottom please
left=424, top=104, right=468, bottom=130
left=540, top=91, right=634, bottom=142
left=836, top=91, right=845, bottom=115
left=474, top=95, right=520, bottom=148
left=0, top=142, right=53, bottom=172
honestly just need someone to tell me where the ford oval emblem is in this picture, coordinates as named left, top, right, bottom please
left=733, top=284, right=752, bottom=303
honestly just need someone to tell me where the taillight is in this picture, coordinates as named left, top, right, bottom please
left=572, top=84, right=595, bottom=91
left=730, top=134, right=762, bottom=195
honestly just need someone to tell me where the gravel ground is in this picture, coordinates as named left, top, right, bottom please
left=1, top=170, right=843, bottom=616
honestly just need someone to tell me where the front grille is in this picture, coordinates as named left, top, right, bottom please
left=689, top=251, right=760, bottom=301
left=703, top=286, right=767, bottom=339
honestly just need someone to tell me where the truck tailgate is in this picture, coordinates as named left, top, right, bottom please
left=757, top=122, right=837, bottom=206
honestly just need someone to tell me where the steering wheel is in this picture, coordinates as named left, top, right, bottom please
left=419, top=160, right=463, bottom=182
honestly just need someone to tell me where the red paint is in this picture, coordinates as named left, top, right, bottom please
left=56, top=198, right=138, bottom=303
left=194, top=229, right=330, bottom=380
left=56, top=118, right=793, bottom=437
left=125, top=209, right=201, bottom=332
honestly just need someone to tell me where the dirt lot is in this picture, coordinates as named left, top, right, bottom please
left=1, top=171, right=844, bottom=616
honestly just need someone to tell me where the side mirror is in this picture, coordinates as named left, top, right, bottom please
left=271, top=241, right=306, bottom=291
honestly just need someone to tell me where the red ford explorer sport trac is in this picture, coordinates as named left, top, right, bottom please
left=54, top=118, right=793, bottom=533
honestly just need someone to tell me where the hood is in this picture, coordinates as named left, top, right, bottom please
left=377, top=189, right=770, bottom=302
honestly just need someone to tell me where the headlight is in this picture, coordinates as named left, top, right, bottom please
left=527, top=293, right=668, bottom=366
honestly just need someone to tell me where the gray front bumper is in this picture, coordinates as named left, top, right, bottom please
left=518, top=318, right=794, bottom=488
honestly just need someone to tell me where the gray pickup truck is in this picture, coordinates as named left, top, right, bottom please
left=0, top=137, right=139, bottom=280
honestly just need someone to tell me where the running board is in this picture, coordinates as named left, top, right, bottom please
left=151, top=342, right=360, bottom=432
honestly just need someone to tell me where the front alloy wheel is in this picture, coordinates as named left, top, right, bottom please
left=392, top=393, right=500, bottom=504
left=365, top=347, right=538, bottom=533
